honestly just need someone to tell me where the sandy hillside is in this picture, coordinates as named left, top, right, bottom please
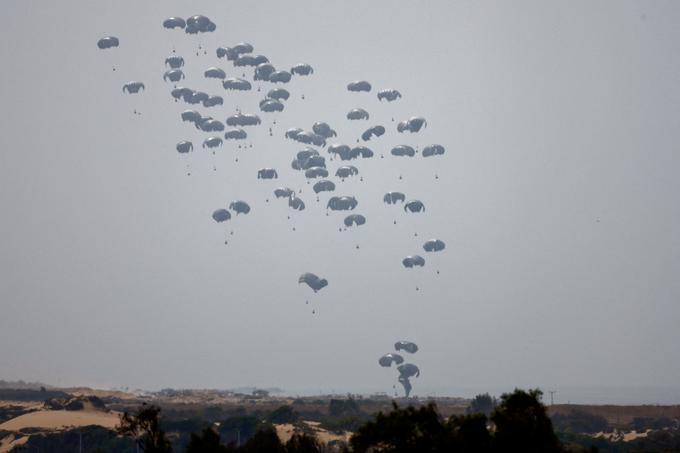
left=61, top=387, right=138, bottom=400
left=275, top=423, right=297, bottom=443
left=0, top=409, right=120, bottom=432
left=0, top=434, right=29, bottom=453
left=0, top=401, right=41, bottom=410
left=274, top=421, right=351, bottom=445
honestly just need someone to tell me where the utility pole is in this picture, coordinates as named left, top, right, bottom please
left=79, top=431, right=82, bottom=453
left=548, top=390, right=557, bottom=406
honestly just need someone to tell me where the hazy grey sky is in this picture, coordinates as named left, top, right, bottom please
left=1, top=0, right=680, bottom=403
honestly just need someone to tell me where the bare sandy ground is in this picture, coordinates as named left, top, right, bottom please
left=0, top=434, right=29, bottom=453
left=275, top=423, right=297, bottom=443
left=592, top=429, right=650, bottom=442
left=550, top=404, right=680, bottom=427
left=0, top=401, right=41, bottom=410
left=274, top=421, right=351, bottom=446
left=0, top=409, right=120, bottom=432
left=61, top=387, right=138, bottom=400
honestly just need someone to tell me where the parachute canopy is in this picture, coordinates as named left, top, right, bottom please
left=343, top=214, right=366, bottom=227
left=203, top=95, right=223, bottom=108
left=395, top=341, right=419, bottom=354
left=305, top=167, right=329, bottom=179
left=267, top=88, right=290, bottom=101
left=227, top=113, right=261, bottom=126
left=181, top=109, right=202, bottom=123
left=203, top=136, right=223, bottom=148
left=204, top=67, right=226, bottom=79
left=353, top=146, right=374, bottom=159
left=361, top=125, right=385, bottom=141
left=398, top=363, right=420, bottom=378
left=232, top=42, right=254, bottom=54
left=327, top=196, right=358, bottom=211
left=422, top=144, right=445, bottom=157
left=404, top=200, right=425, bottom=213
left=423, top=239, right=445, bottom=252
left=122, top=81, right=144, bottom=94
left=216, top=43, right=253, bottom=60
left=293, top=151, right=325, bottom=170
left=402, top=255, right=425, bottom=268
left=229, top=200, right=251, bottom=214
left=185, top=15, right=216, bottom=34
left=97, top=36, right=119, bottom=49
left=254, top=63, right=276, bottom=81
left=223, top=78, right=251, bottom=91
left=398, top=116, right=427, bottom=133
left=287, top=130, right=326, bottom=147
left=312, top=122, right=337, bottom=138
left=347, top=108, right=369, bottom=120
left=260, top=98, right=284, bottom=112
left=274, top=188, right=294, bottom=199
left=235, top=54, right=268, bottom=67
left=327, top=145, right=373, bottom=161
left=165, top=55, right=184, bottom=68
left=377, top=89, right=402, bottom=102
left=291, top=63, right=313, bottom=75
left=224, top=129, right=247, bottom=140
left=378, top=353, right=404, bottom=367
left=197, top=118, right=224, bottom=132
left=313, top=180, right=335, bottom=194
left=216, top=47, right=238, bottom=60
left=288, top=196, right=305, bottom=211
left=347, top=80, right=371, bottom=92
left=328, top=144, right=353, bottom=161
left=336, top=166, right=359, bottom=178
left=269, top=70, right=292, bottom=83
left=212, top=209, right=231, bottom=222
left=299, top=273, right=328, bottom=292
left=163, top=69, right=184, bottom=82
left=176, top=141, right=193, bottom=154
left=257, top=168, right=278, bottom=179
left=384, top=192, right=406, bottom=204
left=163, top=17, right=186, bottom=29
left=391, top=145, right=415, bottom=157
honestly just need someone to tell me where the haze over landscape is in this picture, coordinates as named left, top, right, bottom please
left=2, top=0, right=680, bottom=405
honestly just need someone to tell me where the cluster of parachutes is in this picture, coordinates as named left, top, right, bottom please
left=97, top=12, right=449, bottom=394
left=99, top=14, right=450, bottom=283
left=379, top=341, right=420, bottom=397
left=163, top=15, right=217, bottom=34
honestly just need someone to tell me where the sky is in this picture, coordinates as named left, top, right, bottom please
left=1, top=0, right=680, bottom=404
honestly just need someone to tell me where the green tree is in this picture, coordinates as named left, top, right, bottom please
left=348, top=389, right=564, bottom=452
left=238, top=426, right=284, bottom=453
left=465, top=393, right=496, bottom=416
left=270, top=405, right=299, bottom=424
left=118, top=404, right=173, bottom=453
left=218, top=415, right=261, bottom=445
left=551, top=410, right=608, bottom=434
left=285, top=433, right=322, bottom=453
left=350, top=402, right=447, bottom=453
left=445, top=413, right=493, bottom=452
left=329, top=398, right=360, bottom=417
left=185, top=427, right=230, bottom=453
left=491, top=389, right=561, bottom=453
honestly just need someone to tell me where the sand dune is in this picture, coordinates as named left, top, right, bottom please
left=0, top=409, right=120, bottom=432
left=61, top=387, right=138, bottom=400
left=0, top=433, right=29, bottom=453
left=275, top=423, right=297, bottom=443
left=274, top=421, right=351, bottom=446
